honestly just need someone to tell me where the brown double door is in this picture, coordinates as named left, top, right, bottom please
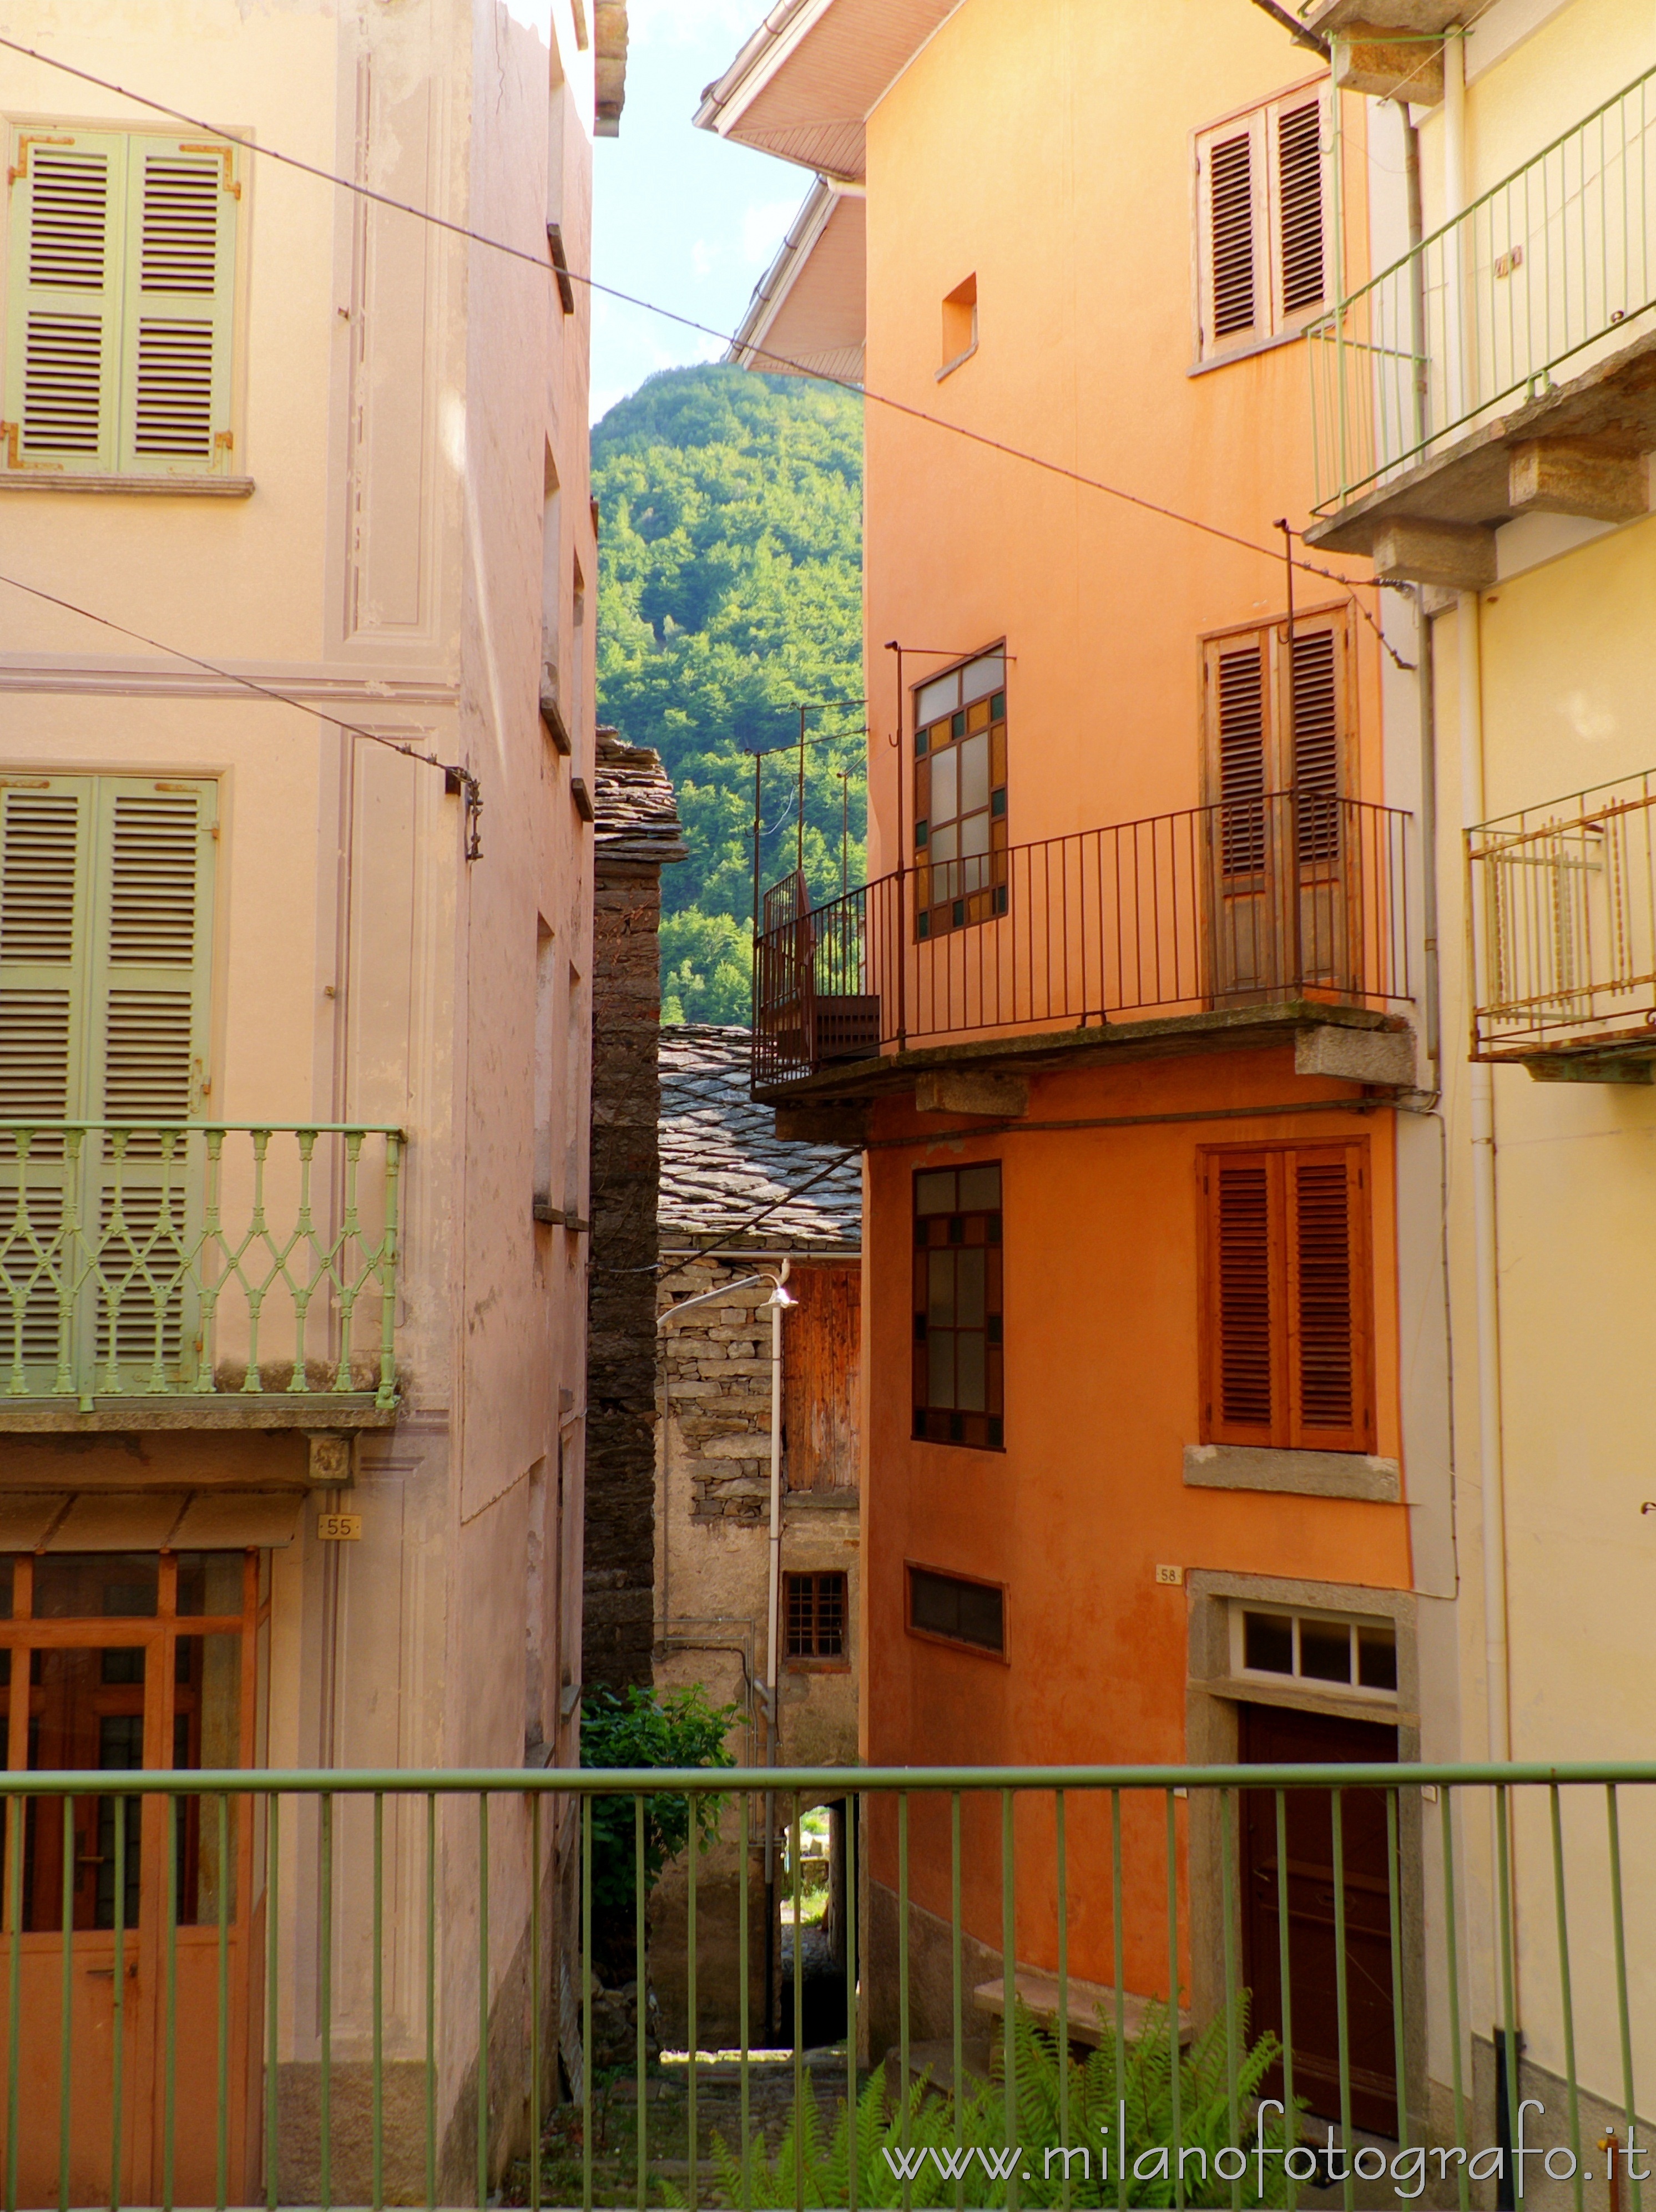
left=1239, top=1702, right=1400, bottom=2139
left=0, top=1548, right=261, bottom=2209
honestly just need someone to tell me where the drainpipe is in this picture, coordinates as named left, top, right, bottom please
left=762, top=1262, right=794, bottom=2041
left=1458, top=595, right=1509, bottom=1766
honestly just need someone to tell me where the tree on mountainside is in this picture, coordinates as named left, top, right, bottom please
left=592, top=365, right=865, bottom=1023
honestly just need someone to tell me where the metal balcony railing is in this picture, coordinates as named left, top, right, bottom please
left=753, top=794, right=1412, bottom=1089
left=0, top=1122, right=403, bottom=1408
left=2, top=1760, right=1654, bottom=2211
left=1468, top=768, right=1656, bottom=1060
left=1310, top=62, right=1656, bottom=513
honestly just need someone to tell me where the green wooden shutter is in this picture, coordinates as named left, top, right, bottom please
left=3, top=134, right=124, bottom=473
left=85, top=779, right=215, bottom=1120
left=0, top=776, right=93, bottom=1384
left=117, top=136, right=238, bottom=475
left=85, top=778, right=215, bottom=1385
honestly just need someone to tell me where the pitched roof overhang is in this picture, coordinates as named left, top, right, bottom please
left=693, top=0, right=962, bottom=184
left=728, top=178, right=865, bottom=384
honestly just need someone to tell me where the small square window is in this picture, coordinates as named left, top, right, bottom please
left=785, top=1572, right=846, bottom=1660
left=1243, top=1611, right=1294, bottom=1675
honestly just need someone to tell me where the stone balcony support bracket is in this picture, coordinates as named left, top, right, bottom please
left=1373, top=518, right=1497, bottom=592
left=1507, top=439, right=1650, bottom=525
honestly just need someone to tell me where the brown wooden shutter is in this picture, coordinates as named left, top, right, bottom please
left=1275, top=97, right=1326, bottom=317
left=1288, top=625, right=1341, bottom=863
left=1202, top=1141, right=1372, bottom=1451
left=1205, top=1150, right=1279, bottom=1443
left=1216, top=641, right=1268, bottom=873
left=1286, top=1145, right=1372, bottom=1451
left=1209, top=129, right=1258, bottom=339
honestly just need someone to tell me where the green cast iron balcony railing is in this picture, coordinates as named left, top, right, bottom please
left=3, top=1759, right=1654, bottom=2212
left=1310, top=60, right=1656, bottom=514
left=1468, top=767, right=1656, bottom=1063
left=0, top=1122, right=402, bottom=1410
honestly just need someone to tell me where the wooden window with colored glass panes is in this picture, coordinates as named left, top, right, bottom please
left=912, top=1161, right=1003, bottom=1448
left=1199, top=1140, right=1374, bottom=1454
left=913, top=650, right=1007, bottom=939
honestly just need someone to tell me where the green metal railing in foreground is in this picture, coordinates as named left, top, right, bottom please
left=1310, top=60, right=1656, bottom=512
left=0, top=1123, right=402, bottom=1408
left=2, top=1760, right=1655, bottom=2212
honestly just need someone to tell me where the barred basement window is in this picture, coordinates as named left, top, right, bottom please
left=912, top=1161, right=1003, bottom=1449
left=785, top=1571, right=846, bottom=1660
left=908, top=1566, right=1004, bottom=1656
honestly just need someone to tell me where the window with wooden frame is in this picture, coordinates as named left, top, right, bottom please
left=912, top=1161, right=1003, bottom=1449
left=3, top=128, right=241, bottom=479
left=784, top=1571, right=846, bottom=1661
left=907, top=1565, right=1005, bottom=1656
left=1198, top=1140, right=1375, bottom=1454
left=1194, top=82, right=1329, bottom=364
left=913, top=649, right=1007, bottom=940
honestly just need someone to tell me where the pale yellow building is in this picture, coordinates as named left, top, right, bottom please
left=0, top=0, right=623, bottom=2198
left=1311, top=0, right=1656, bottom=2178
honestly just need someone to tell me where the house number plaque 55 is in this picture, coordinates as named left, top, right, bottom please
left=317, top=1512, right=363, bottom=1541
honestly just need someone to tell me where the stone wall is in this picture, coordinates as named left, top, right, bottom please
left=584, top=858, right=667, bottom=1692
left=659, top=1258, right=776, bottom=1525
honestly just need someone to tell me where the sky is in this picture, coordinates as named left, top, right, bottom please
left=589, top=0, right=807, bottom=424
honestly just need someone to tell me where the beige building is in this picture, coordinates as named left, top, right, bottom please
left=1310, top=0, right=1656, bottom=2176
left=0, top=0, right=623, bottom=2198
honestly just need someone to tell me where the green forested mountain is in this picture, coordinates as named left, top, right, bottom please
left=591, top=365, right=865, bottom=1022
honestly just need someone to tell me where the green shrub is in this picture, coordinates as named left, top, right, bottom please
left=579, top=1684, right=740, bottom=1932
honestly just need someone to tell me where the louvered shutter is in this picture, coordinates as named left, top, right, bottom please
left=1274, top=95, right=1326, bottom=320
left=1202, top=1141, right=1372, bottom=1452
left=84, top=779, right=215, bottom=1383
left=1196, top=112, right=1266, bottom=358
left=1286, top=1145, right=1371, bottom=1451
left=0, top=777, right=93, bottom=1383
left=1206, top=1150, right=1280, bottom=1444
left=117, top=137, right=238, bottom=475
left=3, top=135, right=124, bottom=472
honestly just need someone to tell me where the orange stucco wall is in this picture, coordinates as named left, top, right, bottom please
left=854, top=0, right=1412, bottom=2000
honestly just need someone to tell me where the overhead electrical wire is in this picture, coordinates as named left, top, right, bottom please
left=0, top=29, right=1422, bottom=641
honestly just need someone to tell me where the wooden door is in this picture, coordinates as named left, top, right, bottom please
left=1238, top=1702, right=1400, bottom=2138
left=0, top=1549, right=260, bottom=2208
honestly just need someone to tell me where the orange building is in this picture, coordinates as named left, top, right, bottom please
left=703, top=0, right=1451, bottom=2137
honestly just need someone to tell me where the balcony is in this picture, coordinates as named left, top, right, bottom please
left=1468, top=770, right=1656, bottom=1078
left=1307, top=62, right=1656, bottom=581
left=0, top=1122, right=403, bottom=1425
left=753, top=794, right=1412, bottom=1095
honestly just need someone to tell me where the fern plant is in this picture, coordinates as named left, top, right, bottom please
left=668, top=1999, right=1302, bottom=2210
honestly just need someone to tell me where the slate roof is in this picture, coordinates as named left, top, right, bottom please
left=659, top=1025, right=861, bottom=1251
left=593, top=729, right=688, bottom=865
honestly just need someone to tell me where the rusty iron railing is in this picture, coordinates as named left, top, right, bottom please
left=1468, top=768, right=1656, bottom=1061
left=753, top=795, right=1412, bottom=1090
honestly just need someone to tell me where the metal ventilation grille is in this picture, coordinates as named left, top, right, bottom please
left=1209, top=130, right=1256, bottom=337
left=1278, top=100, right=1325, bottom=316
left=1, top=792, right=80, bottom=963
left=1295, top=1157, right=1354, bottom=1431
left=22, top=315, right=104, bottom=451
left=132, top=321, right=214, bottom=455
left=139, top=158, right=219, bottom=293
left=1216, top=1157, right=1273, bottom=1430
left=27, top=149, right=108, bottom=289
left=109, top=795, right=198, bottom=964
left=1218, top=645, right=1266, bottom=875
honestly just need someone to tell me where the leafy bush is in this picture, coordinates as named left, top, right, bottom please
left=680, top=2000, right=1300, bottom=2210
left=579, top=1684, right=740, bottom=1930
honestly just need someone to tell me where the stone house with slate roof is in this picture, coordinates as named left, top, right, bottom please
left=652, top=1024, right=862, bottom=2046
